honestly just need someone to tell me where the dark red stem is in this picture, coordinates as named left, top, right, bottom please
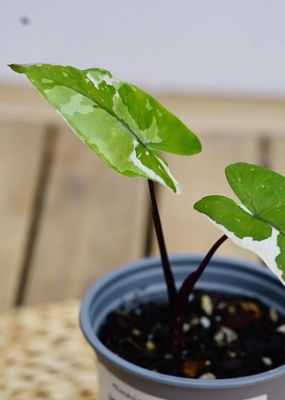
left=148, top=180, right=177, bottom=306
left=172, top=234, right=228, bottom=355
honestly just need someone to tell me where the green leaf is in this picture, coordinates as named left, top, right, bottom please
left=9, top=64, right=201, bottom=193
left=194, top=163, right=285, bottom=285
left=194, top=195, right=272, bottom=241
left=226, top=163, right=285, bottom=233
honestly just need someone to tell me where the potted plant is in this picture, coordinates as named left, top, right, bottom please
left=10, top=63, right=285, bottom=400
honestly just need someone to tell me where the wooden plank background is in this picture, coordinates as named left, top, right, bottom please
left=23, top=127, right=148, bottom=305
left=0, top=85, right=285, bottom=311
left=0, top=122, right=46, bottom=310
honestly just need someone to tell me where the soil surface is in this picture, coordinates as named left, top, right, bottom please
left=99, top=291, right=285, bottom=379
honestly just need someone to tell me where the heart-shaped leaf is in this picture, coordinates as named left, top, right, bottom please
left=9, top=64, right=201, bottom=193
left=194, top=162, right=285, bottom=285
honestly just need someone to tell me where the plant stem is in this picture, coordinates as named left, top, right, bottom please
left=148, top=180, right=177, bottom=306
left=171, top=234, right=228, bottom=356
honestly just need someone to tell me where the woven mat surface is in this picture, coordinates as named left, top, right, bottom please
left=0, top=302, right=99, bottom=399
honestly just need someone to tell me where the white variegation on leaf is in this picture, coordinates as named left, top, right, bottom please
left=9, top=64, right=201, bottom=193
left=194, top=163, right=285, bottom=285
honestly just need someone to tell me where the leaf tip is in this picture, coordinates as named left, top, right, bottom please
left=174, top=183, right=182, bottom=195
left=196, top=138, right=202, bottom=154
left=193, top=198, right=204, bottom=212
left=8, top=64, right=26, bottom=73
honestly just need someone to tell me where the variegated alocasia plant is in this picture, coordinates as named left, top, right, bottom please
left=10, top=63, right=201, bottom=308
left=12, top=64, right=285, bottom=358
left=194, top=162, right=285, bottom=285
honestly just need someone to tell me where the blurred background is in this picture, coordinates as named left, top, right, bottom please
left=1, top=0, right=285, bottom=311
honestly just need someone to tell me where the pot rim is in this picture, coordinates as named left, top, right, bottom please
left=80, top=254, right=285, bottom=389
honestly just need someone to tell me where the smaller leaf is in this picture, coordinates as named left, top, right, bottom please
left=194, top=163, right=285, bottom=286
left=194, top=196, right=272, bottom=241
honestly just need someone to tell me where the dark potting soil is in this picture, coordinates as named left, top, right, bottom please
left=99, top=291, right=285, bottom=379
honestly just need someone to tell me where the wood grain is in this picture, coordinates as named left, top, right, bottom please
left=1, top=86, right=285, bottom=137
left=23, top=128, right=149, bottom=305
left=0, top=123, right=45, bottom=311
left=152, top=134, right=261, bottom=263
left=271, top=136, right=285, bottom=176
left=159, top=95, right=285, bottom=138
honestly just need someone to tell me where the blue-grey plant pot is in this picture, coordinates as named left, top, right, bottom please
left=80, top=255, right=285, bottom=400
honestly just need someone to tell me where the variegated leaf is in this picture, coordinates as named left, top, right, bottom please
left=194, top=163, right=285, bottom=285
left=9, top=64, right=201, bottom=193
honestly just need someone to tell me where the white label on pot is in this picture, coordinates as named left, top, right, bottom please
left=97, top=362, right=167, bottom=400
left=98, top=362, right=268, bottom=400
left=245, top=396, right=267, bottom=400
